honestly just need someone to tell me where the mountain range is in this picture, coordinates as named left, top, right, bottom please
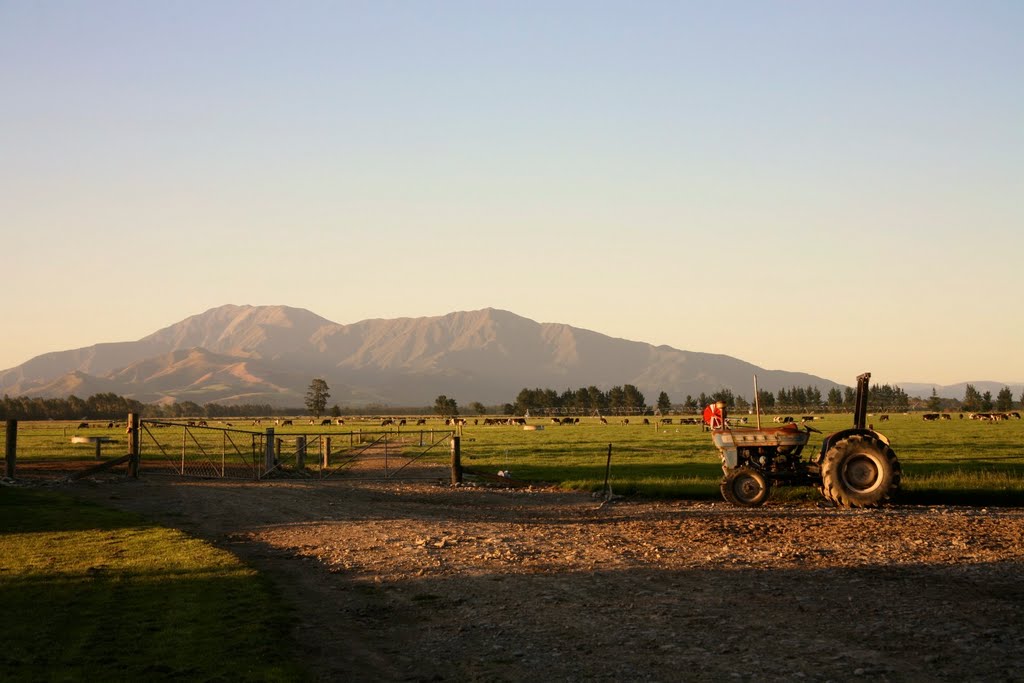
left=0, top=304, right=912, bottom=408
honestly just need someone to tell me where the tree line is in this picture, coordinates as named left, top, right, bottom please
left=503, top=382, right=970, bottom=415
left=505, top=385, right=648, bottom=416
left=0, top=393, right=280, bottom=421
left=927, top=384, right=1020, bottom=413
left=2, top=381, right=1019, bottom=422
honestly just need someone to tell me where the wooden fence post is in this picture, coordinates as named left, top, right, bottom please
left=5, top=419, right=16, bottom=480
left=264, top=428, right=275, bottom=474
left=321, top=437, right=330, bottom=469
left=450, top=435, right=462, bottom=485
left=126, top=413, right=139, bottom=478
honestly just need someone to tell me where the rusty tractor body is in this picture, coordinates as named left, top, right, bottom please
left=709, top=373, right=901, bottom=508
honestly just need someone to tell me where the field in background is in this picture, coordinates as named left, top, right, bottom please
left=8, top=413, right=1024, bottom=504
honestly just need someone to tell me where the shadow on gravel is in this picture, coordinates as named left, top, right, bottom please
left=256, top=548, right=1024, bottom=682
left=65, top=478, right=1024, bottom=682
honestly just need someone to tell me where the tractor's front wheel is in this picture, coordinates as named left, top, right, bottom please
left=720, top=467, right=770, bottom=507
left=820, top=435, right=900, bottom=508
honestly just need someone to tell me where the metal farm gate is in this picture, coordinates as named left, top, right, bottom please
left=138, top=420, right=454, bottom=481
left=139, top=420, right=265, bottom=479
left=313, top=429, right=454, bottom=481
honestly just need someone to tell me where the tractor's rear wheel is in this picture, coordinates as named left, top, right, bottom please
left=720, top=467, right=769, bottom=507
left=821, top=435, right=900, bottom=508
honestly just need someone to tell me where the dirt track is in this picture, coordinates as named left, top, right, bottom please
left=69, top=474, right=1024, bottom=682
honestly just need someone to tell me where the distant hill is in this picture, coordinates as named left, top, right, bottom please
left=2, top=304, right=852, bottom=407
left=898, top=382, right=1024, bottom=401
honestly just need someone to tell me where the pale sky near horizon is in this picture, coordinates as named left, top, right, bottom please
left=1, top=1, right=1021, bottom=387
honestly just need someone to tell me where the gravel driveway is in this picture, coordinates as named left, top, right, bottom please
left=72, top=475, right=1024, bottom=682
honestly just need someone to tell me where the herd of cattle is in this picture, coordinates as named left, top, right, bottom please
left=919, top=412, right=1022, bottom=421
left=72, top=411, right=1023, bottom=431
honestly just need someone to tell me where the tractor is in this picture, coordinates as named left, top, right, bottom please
left=708, top=372, right=901, bottom=507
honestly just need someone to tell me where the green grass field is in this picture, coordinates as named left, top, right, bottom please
left=455, top=412, right=1024, bottom=505
left=8, top=413, right=1024, bottom=504
left=0, top=487, right=306, bottom=681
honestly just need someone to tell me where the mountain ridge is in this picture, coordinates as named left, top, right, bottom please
left=0, top=304, right=974, bottom=407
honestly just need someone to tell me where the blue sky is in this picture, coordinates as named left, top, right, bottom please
left=1, top=1, right=1021, bottom=386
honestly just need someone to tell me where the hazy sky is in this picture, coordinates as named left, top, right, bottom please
left=2, top=1, right=1021, bottom=386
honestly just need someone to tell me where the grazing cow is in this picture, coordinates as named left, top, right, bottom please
left=416, top=418, right=426, bottom=425
left=622, top=418, right=629, bottom=425
left=281, top=419, right=293, bottom=426
left=321, top=419, right=332, bottom=426
left=336, top=418, right=346, bottom=425
left=599, top=417, right=608, bottom=425
left=661, top=418, right=672, bottom=425
left=879, top=415, right=890, bottom=421
left=399, top=418, right=407, bottom=426
left=77, top=422, right=89, bottom=429
left=642, top=418, right=650, bottom=425
left=551, top=418, right=561, bottom=425
left=922, top=413, right=940, bottom=421
left=941, top=414, right=952, bottom=420
left=197, top=420, right=208, bottom=427
left=381, top=418, right=394, bottom=426
left=1010, top=412, right=1022, bottom=420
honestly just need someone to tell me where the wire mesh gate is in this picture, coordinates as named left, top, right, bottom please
left=139, top=420, right=264, bottom=479
left=139, top=420, right=454, bottom=481
left=315, top=429, right=454, bottom=481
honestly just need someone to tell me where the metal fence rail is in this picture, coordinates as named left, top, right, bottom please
left=136, top=420, right=455, bottom=481
left=2, top=417, right=457, bottom=484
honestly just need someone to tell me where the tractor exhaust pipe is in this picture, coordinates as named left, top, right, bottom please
left=854, top=372, right=871, bottom=430
left=753, top=374, right=761, bottom=430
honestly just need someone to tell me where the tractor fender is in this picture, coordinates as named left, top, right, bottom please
left=816, top=428, right=890, bottom=463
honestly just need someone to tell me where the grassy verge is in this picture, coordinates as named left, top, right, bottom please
left=0, top=488, right=306, bottom=681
